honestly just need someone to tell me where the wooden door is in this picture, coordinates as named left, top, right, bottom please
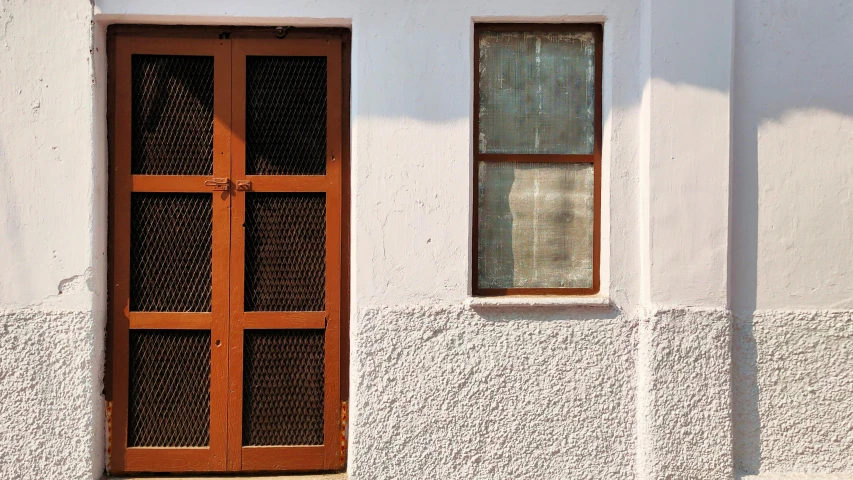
left=227, top=38, right=343, bottom=472
left=108, top=29, right=345, bottom=474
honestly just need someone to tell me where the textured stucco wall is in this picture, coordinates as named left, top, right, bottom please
left=351, top=305, right=636, bottom=479
left=734, top=311, right=853, bottom=476
left=637, top=308, right=732, bottom=479
left=0, top=310, right=103, bottom=479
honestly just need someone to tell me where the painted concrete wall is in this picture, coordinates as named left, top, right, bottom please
left=0, top=0, right=849, bottom=478
left=0, top=0, right=105, bottom=478
left=730, top=1, right=853, bottom=476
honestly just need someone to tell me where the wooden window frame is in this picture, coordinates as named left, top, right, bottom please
left=472, top=23, right=603, bottom=297
left=105, top=25, right=351, bottom=475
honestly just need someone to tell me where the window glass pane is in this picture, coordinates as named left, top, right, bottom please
left=478, top=162, right=594, bottom=289
left=478, top=30, right=595, bottom=154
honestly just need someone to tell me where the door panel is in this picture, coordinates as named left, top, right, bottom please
left=244, top=55, right=329, bottom=176
left=110, top=36, right=231, bottom=473
left=129, top=193, right=213, bottom=312
left=228, top=38, right=343, bottom=472
left=241, top=329, right=326, bottom=447
left=130, top=54, right=215, bottom=176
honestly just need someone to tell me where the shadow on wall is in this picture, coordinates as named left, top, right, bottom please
left=730, top=0, right=853, bottom=475
left=0, top=137, right=31, bottom=303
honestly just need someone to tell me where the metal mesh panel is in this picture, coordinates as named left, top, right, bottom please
left=130, top=193, right=212, bottom=312
left=128, top=330, right=211, bottom=447
left=132, top=55, right=214, bottom=175
left=246, top=56, right=327, bottom=175
left=242, top=330, right=325, bottom=446
left=244, top=193, right=326, bottom=311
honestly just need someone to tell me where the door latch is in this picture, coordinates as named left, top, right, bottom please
left=235, top=180, right=252, bottom=191
left=204, top=178, right=229, bottom=191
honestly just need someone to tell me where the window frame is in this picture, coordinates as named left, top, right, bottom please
left=472, top=23, right=603, bottom=296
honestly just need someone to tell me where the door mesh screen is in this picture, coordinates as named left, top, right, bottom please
left=130, top=193, right=212, bottom=312
left=242, top=329, right=325, bottom=446
left=246, top=56, right=327, bottom=176
left=131, top=54, right=214, bottom=175
left=244, top=193, right=326, bottom=311
left=128, top=330, right=211, bottom=447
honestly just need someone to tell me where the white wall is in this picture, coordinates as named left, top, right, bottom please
left=0, top=0, right=849, bottom=478
left=731, top=0, right=853, bottom=476
left=0, top=0, right=105, bottom=478
left=731, top=0, right=853, bottom=313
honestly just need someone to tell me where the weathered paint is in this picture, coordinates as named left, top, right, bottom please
left=0, top=0, right=850, bottom=478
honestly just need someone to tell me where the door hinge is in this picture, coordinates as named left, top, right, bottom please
left=105, top=400, right=113, bottom=473
left=339, top=400, right=348, bottom=467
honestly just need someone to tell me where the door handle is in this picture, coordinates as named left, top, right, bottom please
left=235, top=180, right=252, bottom=191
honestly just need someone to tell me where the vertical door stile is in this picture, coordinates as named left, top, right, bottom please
left=210, top=37, right=232, bottom=471
left=110, top=35, right=133, bottom=475
left=323, top=38, right=344, bottom=470
left=227, top=38, right=248, bottom=472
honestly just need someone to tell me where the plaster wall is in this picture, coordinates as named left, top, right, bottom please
left=643, top=0, right=732, bottom=308
left=0, top=0, right=105, bottom=479
left=0, top=0, right=850, bottom=478
left=92, top=0, right=642, bottom=310
left=731, top=0, right=853, bottom=313
left=729, top=0, right=853, bottom=476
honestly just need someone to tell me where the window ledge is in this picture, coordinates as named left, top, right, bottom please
left=465, top=295, right=611, bottom=308
left=112, top=475, right=346, bottom=480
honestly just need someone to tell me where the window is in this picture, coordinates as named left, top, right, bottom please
left=473, top=24, right=602, bottom=296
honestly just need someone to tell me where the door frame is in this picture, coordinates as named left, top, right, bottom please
left=105, top=25, right=351, bottom=475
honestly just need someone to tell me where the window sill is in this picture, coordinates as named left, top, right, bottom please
left=112, top=475, right=346, bottom=480
left=464, top=295, right=611, bottom=308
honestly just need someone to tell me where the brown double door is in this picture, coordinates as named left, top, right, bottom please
left=108, top=29, right=345, bottom=474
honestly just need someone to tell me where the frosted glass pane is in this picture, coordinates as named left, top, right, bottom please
left=478, top=31, right=595, bottom=154
left=478, top=162, right=594, bottom=289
